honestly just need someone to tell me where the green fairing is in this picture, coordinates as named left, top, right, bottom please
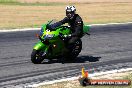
left=33, top=24, right=47, bottom=51
left=33, top=24, right=71, bottom=55
left=33, top=41, right=47, bottom=51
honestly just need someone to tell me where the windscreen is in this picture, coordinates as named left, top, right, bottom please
left=48, top=19, right=58, bottom=25
left=47, top=19, right=62, bottom=30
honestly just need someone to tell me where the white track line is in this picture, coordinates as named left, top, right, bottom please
left=0, top=22, right=132, bottom=32
left=25, top=68, right=132, bottom=88
left=0, top=28, right=40, bottom=32
left=89, top=22, right=132, bottom=26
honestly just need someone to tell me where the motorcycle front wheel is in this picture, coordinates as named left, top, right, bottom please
left=31, top=49, right=44, bottom=64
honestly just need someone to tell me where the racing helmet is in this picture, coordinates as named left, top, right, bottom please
left=65, top=6, right=76, bottom=19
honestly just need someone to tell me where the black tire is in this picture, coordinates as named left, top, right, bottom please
left=31, top=49, right=44, bottom=64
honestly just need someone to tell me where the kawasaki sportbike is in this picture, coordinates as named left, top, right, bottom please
left=31, top=20, right=90, bottom=64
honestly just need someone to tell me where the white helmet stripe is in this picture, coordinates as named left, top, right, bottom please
left=66, top=5, right=76, bottom=12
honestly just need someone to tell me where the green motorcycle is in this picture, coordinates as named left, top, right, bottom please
left=31, top=20, right=90, bottom=64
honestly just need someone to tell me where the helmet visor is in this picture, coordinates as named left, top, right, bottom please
left=66, top=11, right=75, bottom=19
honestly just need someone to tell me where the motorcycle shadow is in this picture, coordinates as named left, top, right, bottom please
left=42, top=55, right=101, bottom=64
left=75, top=55, right=101, bottom=63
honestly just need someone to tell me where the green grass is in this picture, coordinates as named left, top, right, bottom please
left=0, top=2, right=132, bottom=29
left=0, top=0, right=67, bottom=6
left=0, top=0, right=18, bottom=3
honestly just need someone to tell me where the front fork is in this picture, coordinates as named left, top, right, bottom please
left=43, top=45, right=52, bottom=57
left=41, top=46, right=49, bottom=57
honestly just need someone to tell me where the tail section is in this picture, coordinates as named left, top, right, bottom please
left=83, top=25, right=90, bottom=34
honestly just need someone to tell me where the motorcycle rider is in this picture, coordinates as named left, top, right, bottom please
left=49, top=5, right=83, bottom=53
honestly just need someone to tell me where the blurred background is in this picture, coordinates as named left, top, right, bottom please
left=0, top=0, right=132, bottom=29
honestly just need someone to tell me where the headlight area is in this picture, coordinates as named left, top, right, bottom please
left=44, top=34, right=54, bottom=39
left=39, top=34, right=54, bottom=45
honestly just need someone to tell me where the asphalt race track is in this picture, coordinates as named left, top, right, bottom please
left=0, top=23, right=132, bottom=87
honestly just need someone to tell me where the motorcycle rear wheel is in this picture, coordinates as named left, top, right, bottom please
left=31, top=49, right=44, bottom=64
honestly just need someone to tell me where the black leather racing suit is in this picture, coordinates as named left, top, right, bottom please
left=49, top=14, right=83, bottom=45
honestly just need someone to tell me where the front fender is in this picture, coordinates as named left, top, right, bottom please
left=33, top=41, right=47, bottom=51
